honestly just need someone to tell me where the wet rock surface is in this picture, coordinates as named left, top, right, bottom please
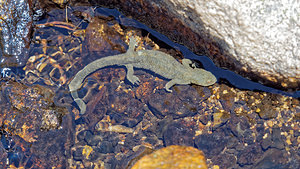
left=0, top=2, right=299, bottom=169
left=0, top=0, right=34, bottom=67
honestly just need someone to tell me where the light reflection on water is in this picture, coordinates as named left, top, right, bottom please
left=1, top=67, right=11, bottom=77
left=0, top=0, right=31, bottom=67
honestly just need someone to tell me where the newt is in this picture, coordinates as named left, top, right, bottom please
left=69, top=37, right=217, bottom=114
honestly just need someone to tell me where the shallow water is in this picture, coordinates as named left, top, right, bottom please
left=0, top=3, right=299, bottom=169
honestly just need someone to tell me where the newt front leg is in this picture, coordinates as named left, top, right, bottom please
left=125, top=64, right=140, bottom=85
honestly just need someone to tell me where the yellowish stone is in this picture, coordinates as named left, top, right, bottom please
left=131, top=145, right=207, bottom=169
left=212, top=165, right=220, bottom=169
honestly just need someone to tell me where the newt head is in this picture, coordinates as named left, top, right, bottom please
left=189, top=68, right=217, bottom=86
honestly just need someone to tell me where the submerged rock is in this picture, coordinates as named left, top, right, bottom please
left=2, top=81, right=68, bottom=132
left=131, top=145, right=207, bottom=169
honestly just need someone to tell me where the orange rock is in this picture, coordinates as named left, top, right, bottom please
left=131, top=145, right=207, bottom=169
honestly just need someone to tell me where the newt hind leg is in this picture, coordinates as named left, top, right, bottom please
left=165, top=78, right=190, bottom=92
left=125, top=64, right=140, bottom=85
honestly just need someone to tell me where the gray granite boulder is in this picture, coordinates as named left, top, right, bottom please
left=162, top=0, right=300, bottom=89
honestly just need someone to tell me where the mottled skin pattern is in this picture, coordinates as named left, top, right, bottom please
left=69, top=37, right=217, bottom=114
